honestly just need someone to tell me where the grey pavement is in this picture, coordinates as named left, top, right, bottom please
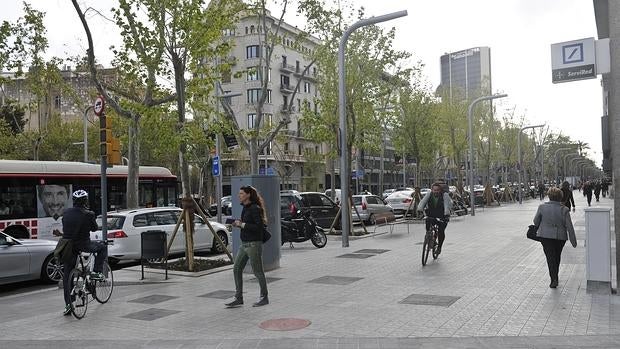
left=1, top=191, right=618, bottom=349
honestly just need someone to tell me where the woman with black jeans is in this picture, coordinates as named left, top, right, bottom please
left=225, top=186, right=269, bottom=308
left=533, top=187, right=577, bottom=288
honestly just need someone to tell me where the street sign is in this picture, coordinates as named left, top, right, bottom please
left=94, top=96, right=105, bottom=116
left=223, top=133, right=239, bottom=150
left=212, top=155, right=220, bottom=176
left=551, top=38, right=596, bottom=83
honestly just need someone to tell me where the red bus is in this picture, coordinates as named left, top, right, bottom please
left=0, top=160, right=178, bottom=240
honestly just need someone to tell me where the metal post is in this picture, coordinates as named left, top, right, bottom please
left=517, top=124, right=544, bottom=204
left=83, top=106, right=93, bottom=162
left=402, top=149, right=406, bottom=187
left=554, top=147, right=576, bottom=186
left=339, top=10, right=407, bottom=247
left=100, top=113, right=108, bottom=243
left=467, top=94, right=507, bottom=216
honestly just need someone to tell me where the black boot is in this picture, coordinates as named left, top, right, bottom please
left=550, top=278, right=558, bottom=288
left=225, top=297, right=243, bottom=308
left=253, top=295, right=269, bottom=307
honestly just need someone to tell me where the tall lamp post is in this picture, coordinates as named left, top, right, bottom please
left=563, top=153, right=580, bottom=181
left=467, top=93, right=507, bottom=216
left=339, top=10, right=408, bottom=247
left=554, top=147, right=576, bottom=187
left=517, top=124, right=545, bottom=204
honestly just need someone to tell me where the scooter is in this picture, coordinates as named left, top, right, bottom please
left=281, top=209, right=327, bottom=248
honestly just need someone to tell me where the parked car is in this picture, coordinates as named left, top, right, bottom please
left=324, top=189, right=342, bottom=205
left=0, top=232, right=62, bottom=285
left=280, top=192, right=305, bottom=221
left=207, top=196, right=232, bottom=216
left=351, top=195, right=395, bottom=225
left=385, top=190, right=415, bottom=214
left=91, top=207, right=231, bottom=264
left=280, top=192, right=341, bottom=229
left=381, top=189, right=396, bottom=200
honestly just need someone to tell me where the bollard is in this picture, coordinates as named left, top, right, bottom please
left=585, top=207, right=611, bottom=293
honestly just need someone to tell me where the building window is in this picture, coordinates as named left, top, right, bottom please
left=250, top=25, right=255, bottom=33
left=300, top=166, right=304, bottom=177
left=222, top=28, right=235, bottom=36
left=284, top=142, right=289, bottom=153
left=315, top=145, right=319, bottom=154
left=246, top=45, right=260, bottom=59
left=297, top=99, right=301, bottom=111
left=304, top=82, right=311, bottom=93
left=224, top=90, right=232, bottom=105
left=54, top=95, right=61, bottom=109
left=246, top=89, right=271, bottom=103
left=245, top=27, right=248, bottom=34
left=248, top=113, right=257, bottom=128
left=298, top=144, right=303, bottom=155
left=247, top=89, right=260, bottom=103
left=247, top=67, right=259, bottom=81
left=295, top=60, right=300, bottom=73
left=282, top=55, right=287, bottom=66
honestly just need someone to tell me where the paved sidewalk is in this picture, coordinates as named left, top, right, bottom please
left=1, top=192, right=617, bottom=348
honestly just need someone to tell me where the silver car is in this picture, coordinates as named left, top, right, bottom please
left=0, top=232, right=62, bottom=285
left=351, top=195, right=395, bottom=225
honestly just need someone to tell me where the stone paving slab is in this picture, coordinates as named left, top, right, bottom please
left=0, top=193, right=617, bottom=347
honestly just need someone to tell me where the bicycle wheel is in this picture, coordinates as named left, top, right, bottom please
left=93, top=262, right=114, bottom=304
left=421, top=232, right=431, bottom=266
left=69, top=269, right=88, bottom=319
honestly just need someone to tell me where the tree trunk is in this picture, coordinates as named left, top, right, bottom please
left=126, top=115, right=140, bottom=209
left=249, top=138, right=259, bottom=174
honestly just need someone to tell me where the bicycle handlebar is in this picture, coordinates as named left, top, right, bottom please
left=422, top=216, right=445, bottom=223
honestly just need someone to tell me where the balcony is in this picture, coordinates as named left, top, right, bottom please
left=280, top=83, right=294, bottom=94
left=279, top=62, right=295, bottom=73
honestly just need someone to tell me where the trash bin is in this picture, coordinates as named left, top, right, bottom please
left=141, top=230, right=168, bottom=280
left=585, top=207, right=611, bottom=292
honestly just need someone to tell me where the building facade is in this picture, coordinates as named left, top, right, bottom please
left=218, top=12, right=325, bottom=195
left=439, top=46, right=492, bottom=101
left=1, top=67, right=117, bottom=131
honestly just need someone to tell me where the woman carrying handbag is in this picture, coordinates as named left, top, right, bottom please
left=532, top=187, right=577, bottom=288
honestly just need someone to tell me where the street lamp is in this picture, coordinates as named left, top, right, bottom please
left=467, top=93, right=507, bottom=216
left=339, top=10, right=408, bottom=247
left=563, top=153, right=580, bottom=180
left=554, top=147, right=577, bottom=187
left=517, top=124, right=545, bottom=204
left=215, top=84, right=241, bottom=223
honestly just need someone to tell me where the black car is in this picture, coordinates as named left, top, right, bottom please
left=279, top=192, right=340, bottom=229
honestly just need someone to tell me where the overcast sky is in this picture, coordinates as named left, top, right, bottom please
left=2, top=0, right=604, bottom=165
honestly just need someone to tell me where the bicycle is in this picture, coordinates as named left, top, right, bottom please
left=421, top=217, right=443, bottom=266
left=68, top=241, right=114, bottom=319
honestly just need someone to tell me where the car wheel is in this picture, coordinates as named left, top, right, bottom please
left=41, top=254, right=63, bottom=283
left=367, top=214, right=376, bottom=226
left=211, top=231, right=228, bottom=253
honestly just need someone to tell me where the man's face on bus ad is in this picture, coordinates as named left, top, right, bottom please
left=39, top=185, right=69, bottom=217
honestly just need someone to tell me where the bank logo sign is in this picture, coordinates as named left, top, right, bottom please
left=551, top=38, right=596, bottom=83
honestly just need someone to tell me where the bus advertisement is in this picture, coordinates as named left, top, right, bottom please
left=0, top=160, right=178, bottom=240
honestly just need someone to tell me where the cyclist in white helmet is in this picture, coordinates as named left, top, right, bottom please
left=60, top=189, right=107, bottom=316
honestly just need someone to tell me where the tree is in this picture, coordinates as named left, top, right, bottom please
left=0, top=99, right=26, bottom=133
left=299, top=0, right=410, bottom=209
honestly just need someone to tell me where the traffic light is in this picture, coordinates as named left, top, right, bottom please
left=99, top=115, right=122, bottom=166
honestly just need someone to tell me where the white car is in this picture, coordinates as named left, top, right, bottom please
left=385, top=190, right=415, bottom=214
left=91, top=207, right=231, bottom=263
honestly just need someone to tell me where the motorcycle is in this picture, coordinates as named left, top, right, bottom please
left=449, top=192, right=468, bottom=216
left=281, top=209, right=327, bottom=248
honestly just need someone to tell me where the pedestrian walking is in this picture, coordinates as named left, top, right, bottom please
left=560, top=181, right=575, bottom=212
left=583, top=181, right=593, bottom=206
left=225, top=185, right=269, bottom=308
left=602, top=179, right=609, bottom=198
left=538, top=182, right=545, bottom=201
left=594, top=181, right=601, bottom=202
left=532, top=187, right=577, bottom=288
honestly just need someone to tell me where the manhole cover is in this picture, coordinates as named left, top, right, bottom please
left=336, top=253, right=374, bottom=259
left=259, top=318, right=311, bottom=331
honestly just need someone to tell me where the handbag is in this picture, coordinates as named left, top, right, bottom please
left=262, top=225, right=272, bottom=243
left=527, top=224, right=541, bottom=242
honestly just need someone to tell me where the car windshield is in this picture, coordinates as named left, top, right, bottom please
left=96, top=216, right=125, bottom=230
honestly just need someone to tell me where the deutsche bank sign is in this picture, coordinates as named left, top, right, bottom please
left=551, top=38, right=596, bottom=83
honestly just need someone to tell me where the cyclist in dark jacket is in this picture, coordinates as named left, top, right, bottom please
left=226, top=185, right=269, bottom=308
left=61, top=190, right=107, bottom=316
left=417, top=183, right=452, bottom=255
